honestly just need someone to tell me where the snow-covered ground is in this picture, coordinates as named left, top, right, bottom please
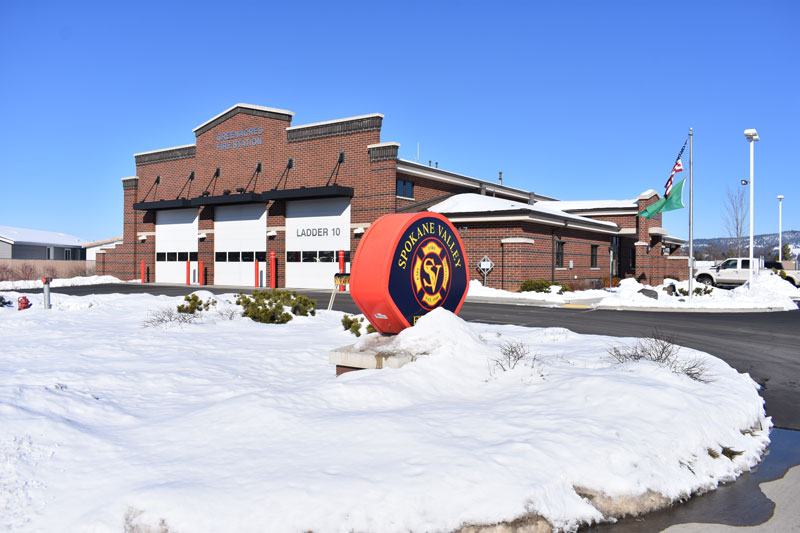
left=468, top=271, right=800, bottom=311
left=0, top=275, right=126, bottom=291
left=0, top=290, right=771, bottom=532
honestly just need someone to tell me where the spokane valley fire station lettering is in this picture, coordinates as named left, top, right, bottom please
left=396, top=222, right=462, bottom=269
left=216, top=126, right=264, bottom=150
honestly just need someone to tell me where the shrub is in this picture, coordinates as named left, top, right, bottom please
left=0, top=263, right=14, bottom=281
left=602, top=276, right=622, bottom=288
left=14, top=262, right=38, bottom=281
left=0, top=295, right=12, bottom=307
left=519, top=279, right=571, bottom=293
left=177, top=294, right=217, bottom=314
left=235, top=290, right=316, bottom=324
left=608, top=329, right=711, bottom=383
left=342, top=314, right=377, bottom=337
left=678, top=286, right=712, bottom=297
left=142, top=307, right=199, bottom=328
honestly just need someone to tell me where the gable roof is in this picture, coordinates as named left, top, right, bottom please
left=0, top=225, right=87, bottom=247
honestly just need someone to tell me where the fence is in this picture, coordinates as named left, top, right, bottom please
left=0, top=259, right=94, bottom=281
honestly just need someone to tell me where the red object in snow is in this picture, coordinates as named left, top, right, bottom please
left=17, top=296, right=32, bottom=310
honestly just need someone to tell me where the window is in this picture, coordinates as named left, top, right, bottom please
left=719, top=259, right=737, bottom=270
left=156, top=252, right=166, bottom=262
left=189, top=252, right=198, bottom=262
left=255, top=251, right=267, bottom=262
left=228, top=252, right=240, bottom=262
left=318, top=251, right=334, bottom=262
left=286, top=251, right=301, bottom=262
left=396, top=179, right=414, bottom=198
left=215, top=252, right=227, bottom=262
left=65, top=249, right=72, bottom=260
left=178, top=252, right=188, bottom=261
left=241, top=251, right=254, bottom=262
left=302, top=251, right=317, bottom=262
left=555, top=241, right=565, bottom=268
left=741, top=259, right=750, bottom=269
left=591, top=245, right=598, bottom=268
left=167, top=252, right=177, bottom=262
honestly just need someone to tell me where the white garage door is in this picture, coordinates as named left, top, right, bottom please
left=285, top=197, right=350, bottom=289
left=155, top=209, right=199, bottom=284
left=214, top=204, right=267, bottom=287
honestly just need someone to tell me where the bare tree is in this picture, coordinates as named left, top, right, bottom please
left=723, top=187, right=748, bottom=257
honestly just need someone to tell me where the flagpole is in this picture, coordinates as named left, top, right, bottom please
left=688, top=128, right=694, bottom=294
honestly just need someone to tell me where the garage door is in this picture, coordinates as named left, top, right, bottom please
left=285, top=197, right=350, bottom=289
left=214, top=204, right=267, bottom=286
left=155, top=209, right=199, bottom=284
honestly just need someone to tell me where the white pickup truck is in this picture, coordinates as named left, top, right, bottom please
left=695, top=258, right=799, bottom=287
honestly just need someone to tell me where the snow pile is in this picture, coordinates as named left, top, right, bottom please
left=598, top=272, right=800, bottom=310
left=0, top=275, right=126, bottom=291
left=467, top=279, right=609, bottom=303
left=0, top=293, right=770, bottom=532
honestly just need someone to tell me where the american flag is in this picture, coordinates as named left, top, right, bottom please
left=664, top=140, right=687, bottom=198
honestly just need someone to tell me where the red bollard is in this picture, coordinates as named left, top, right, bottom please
left=186, top=261, right=190, bottom=285
left=338, top=250, right=345, bottom=292
left=199, top=260, right=204, bottom=286
left=140, top=260, right=146, bottom=283
left=254, top=260, right=260, bottom=288
left=270, top=251, right=276, bottom=289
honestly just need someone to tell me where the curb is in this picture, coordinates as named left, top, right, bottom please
left=593, top=305, right=789, bottom=313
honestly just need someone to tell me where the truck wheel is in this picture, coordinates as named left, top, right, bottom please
left=697, top=275, right=714, bottom=287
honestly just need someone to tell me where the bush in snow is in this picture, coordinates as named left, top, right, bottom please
left=608, top=329, right=711, bottom=383
left=142, top=307, right=200, bottom=328
left=490, top=340, right=541, bottom=375
left=341, top=314, right=376, bottom=337
left=235, top=290, right=316, bottom=324
left=519, top=279, right=571, bottom=293
left=0, top=294, right=12, bottom=307
left=176, top=294, right=217, bottom=314
left=678, top=286, right=713, bottom=297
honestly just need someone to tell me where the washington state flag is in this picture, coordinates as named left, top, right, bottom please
left=637, top=178, right=687, bottom=219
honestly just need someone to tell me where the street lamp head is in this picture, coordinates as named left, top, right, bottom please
left=777, top=195, right=784, bottom=200
left=741, top=179, right=749, bottom=185
left=744, top=128, right=760, bottom=142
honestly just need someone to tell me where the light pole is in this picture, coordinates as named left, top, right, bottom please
left=778, top=195, right=784, bottom=261
left=744, top=129, right=759, bottom=284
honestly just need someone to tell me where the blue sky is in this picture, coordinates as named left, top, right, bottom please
left=1, top=1, right=797, bottom=242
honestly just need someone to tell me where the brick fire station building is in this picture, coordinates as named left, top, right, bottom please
left=97, top=103, right=687, bottom=289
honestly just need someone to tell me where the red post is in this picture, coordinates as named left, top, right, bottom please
left=270, top=251, right=276, bottom=289
left=255, top=260, right=260, bottom=288
left=199, top=260, right=204, bottom=286
left=186, top=261, right=190, bottom=285
left=338, top=250, right=345, bottom=292
left=140, top=260, right=146, bottom=283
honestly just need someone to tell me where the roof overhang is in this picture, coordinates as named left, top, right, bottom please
left=441, top=209, right=620, bottom=235
left=133, top=185, right=354, bottom=211
left=0, top=235, right=14, bottom=245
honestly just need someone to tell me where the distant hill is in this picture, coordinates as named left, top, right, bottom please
left=690, top=230, right=800, bottom=260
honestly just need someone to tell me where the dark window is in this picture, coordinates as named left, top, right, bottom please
left=255, top=251, right=267, bottom=262
left=591, top=245, right=598, bottom=268
left=741, top=259, right=750, bottom=269
left=344, top=251, right=351, bottom=263
left=396, top=179, right=414, bottom=198
left=302, top=251, right=317, bottom=262
left=241, top=251, right=254, bottom=262
left=189, top=252, right=198, bottom=262
left=156, top=252, right=166, bottom=261
left=228, top=252, right=240, bottom=262
left=555, top=242, right=565, bottom=268
left=720, top=259, right=737, bottom=270
left=178, top=252, right=189, bottom=261
left=287, top=251, right=301, bottom=262
left=215, top=252, right=227, bottom=262
left=318, top=251, right=334, bottom=262
left=167, top=252, right=177, bottom=262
